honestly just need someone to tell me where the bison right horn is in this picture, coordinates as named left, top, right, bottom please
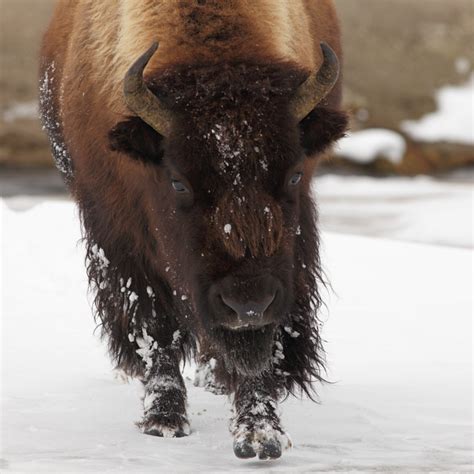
left=123, top=42, right=173, bottom=137
left=290, top=42, right=340, bottom=122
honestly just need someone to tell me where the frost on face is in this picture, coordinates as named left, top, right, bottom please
left=207, top=120, right=267, bottom=191
left=209, top=123, right=243, bottom=176
left=39, top=61, right=73, bottom=181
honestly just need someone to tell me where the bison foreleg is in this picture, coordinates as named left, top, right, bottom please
left=137, top=344, right=189, bottom=438
left=194, top=353, right=228, bottom=395
left=231, top=377, right=292, bottom=460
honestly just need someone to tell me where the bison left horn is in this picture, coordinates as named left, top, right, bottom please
left=290, top=42, right=340, bottom=122
left=123, top=42, right=173, bottom=137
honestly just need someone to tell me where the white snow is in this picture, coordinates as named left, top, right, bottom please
left=315, top=174, right=474, bottom=249
left=2, top=100, right=38, bottom=123
left=38, top=61, right=73, bottom=179
left=335, top=129, right=407, bottom=164
left=401, top=74, right=474, bottom=145
left=224, top=223, right=232, bottom=234
left=172, top=330, right=181, bottom=345
left=284, top=326, right=300, bottom=339
left=135, top=328, right=158, bottom=375
left=1, top=198, right=472, bottom=472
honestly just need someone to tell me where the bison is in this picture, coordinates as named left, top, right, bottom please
left=39, top=0, right=348, bottom=460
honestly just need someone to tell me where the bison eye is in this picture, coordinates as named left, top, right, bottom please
left=289, top=172, right=303, bottom=186
left=171, top=180, right=190, bottom=193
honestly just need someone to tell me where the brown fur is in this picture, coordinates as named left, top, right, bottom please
left=40, top=0, right=348, bottom=454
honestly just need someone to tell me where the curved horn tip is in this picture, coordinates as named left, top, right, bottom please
left=320, top=42, right=338, bottom=64
left=122, top=41, right=171, bottom=137
left=124, top=42, right=160, bottom=94
left=290, top=42, right=340, bottom=121
left=138, top=41, right=160, bottom=67
left=149, top=41, right=159, bottom=55
left=318, top=42, right=340, bottom=85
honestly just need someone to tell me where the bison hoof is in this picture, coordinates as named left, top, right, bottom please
left=233, top=429, right=291, bottom=460
left=140, top=416, right=190, bottom=438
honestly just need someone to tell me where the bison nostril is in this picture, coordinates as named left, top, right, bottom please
left=220, top=293, right=275, bottom=321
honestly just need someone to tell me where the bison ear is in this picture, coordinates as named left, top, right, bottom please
left=299, top=107, right=349, bottom=157
left=109, top=117, right=164, bottom=164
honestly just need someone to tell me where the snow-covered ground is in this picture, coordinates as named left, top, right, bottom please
left=315, top=174, right=473, bottom=249
left=1, top=193, right=472, bottom=472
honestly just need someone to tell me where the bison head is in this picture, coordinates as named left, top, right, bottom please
left=109, top=43, right=347, bottom=376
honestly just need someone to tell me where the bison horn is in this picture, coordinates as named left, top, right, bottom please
left=123, top=42, right=173, bottom=137
left=291, top=42, right=340, bottom=122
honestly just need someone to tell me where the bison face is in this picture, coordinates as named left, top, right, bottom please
left=155, top=115, right=306, bottom=376
left=109, top=45, right=347, bottom=376
left=110, top=109, right=346, bottom=375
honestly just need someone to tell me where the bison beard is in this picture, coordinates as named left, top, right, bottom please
left=212, top=326, right=276, bottom=376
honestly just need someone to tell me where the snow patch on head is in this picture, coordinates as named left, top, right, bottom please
left=208, top=123, right=244, bottom=177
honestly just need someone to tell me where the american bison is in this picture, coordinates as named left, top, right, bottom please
left=40, top=0, right=347, bottom=460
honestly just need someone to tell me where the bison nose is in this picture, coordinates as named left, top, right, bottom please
left=221, top=293, right=275, bottom=329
